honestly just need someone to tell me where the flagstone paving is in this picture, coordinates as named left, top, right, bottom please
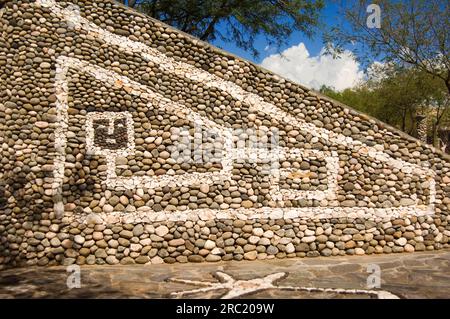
left=0, top=250, right=449, bottom=299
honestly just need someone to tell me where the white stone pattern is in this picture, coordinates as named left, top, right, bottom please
left=85, top=112, right=135, bottom=158
left=168, top=271, right=400, bottom=299
left=37, top=0, right=437, bottom=222
left=85, top=112, right=135, bottom=181
left=84, top=107, right=338, bottom=200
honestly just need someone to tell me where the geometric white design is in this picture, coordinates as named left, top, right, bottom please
left=37, top=0, right=437, bottom=221
left=55, top=56, right=235, bottom=192
left=58, top=57, right=339, bottom=203
left=85, top=111, right=135, bottom=182
left=89, top=206, right=434, bottom=224
left=85, top=112, right=135, bottom=158
left=87, top=111, right=234, bottom=190
left=169, top=271, right=400, bottom=299
left=85, top=111, right=339, bottom=202
left=269, top=149, right=339, bottom=201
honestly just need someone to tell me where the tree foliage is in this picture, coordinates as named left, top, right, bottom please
left=122, top=0, right=324, bottom=57
left=324, top=0, right=450, bottom=94
left=320, top=67, right=449, bottom=145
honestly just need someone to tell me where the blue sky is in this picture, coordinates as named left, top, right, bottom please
left=212, top=1, right=345, bottom=64
left=210, top=1, right=369, bottom=91
left=128, top=0, right=373, bottom=91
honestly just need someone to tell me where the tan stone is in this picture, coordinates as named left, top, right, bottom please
left=241, top=200, right=253, bottom=208
left=155, top=225, right=169, bottom=237
left=244, top=251, right=257, bottom=260
left=169, top=239, right=185, bottom=246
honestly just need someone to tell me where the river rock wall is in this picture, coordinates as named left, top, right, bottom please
left=0, top=0, right=449, bottom=268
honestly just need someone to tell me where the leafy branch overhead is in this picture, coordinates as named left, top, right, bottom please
left=324, top=0, right=449, bottom=94
left=122, top=0, right=324, bottom=57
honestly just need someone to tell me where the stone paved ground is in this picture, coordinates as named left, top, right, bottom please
left=0, top=250, right=449, bottom=299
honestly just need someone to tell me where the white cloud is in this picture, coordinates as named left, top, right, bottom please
left=261, top=43, right=364, bottom=91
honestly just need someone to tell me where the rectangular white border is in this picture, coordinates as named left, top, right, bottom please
left=39, top=0, right=437, bottom=221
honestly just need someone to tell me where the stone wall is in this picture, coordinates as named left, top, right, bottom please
left=0, top=0, right=449, bottom=268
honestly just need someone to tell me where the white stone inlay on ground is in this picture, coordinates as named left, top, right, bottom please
left=169, top=271, right=400, bottom=299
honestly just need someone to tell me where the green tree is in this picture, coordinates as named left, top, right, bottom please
left=320, top=67, right=449, bottom=145
left=371, top=67, right=448, bottom=145
left=325, top=0, right=449, bottom=94
left=122, top=0, right=324, bottom=57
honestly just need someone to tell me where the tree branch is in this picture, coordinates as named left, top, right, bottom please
left=199, top=0, right=232, bottom=41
